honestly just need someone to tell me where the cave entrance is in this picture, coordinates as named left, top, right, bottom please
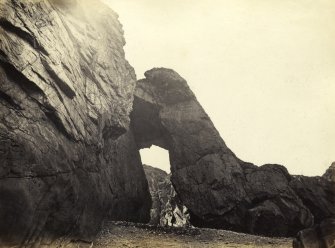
left=140, top=145, right=170, bottom=173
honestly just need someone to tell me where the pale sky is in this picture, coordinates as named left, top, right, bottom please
left=104, top=0, right=335, bottom=176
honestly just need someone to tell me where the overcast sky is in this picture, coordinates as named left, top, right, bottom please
left=105, top=0, right=335, bottom=176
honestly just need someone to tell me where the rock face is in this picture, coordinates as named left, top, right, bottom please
left=143, top=164, right=190, bottom=227
left=293, top=218, right=335, bottom=248
left=290, top=175, right=335, bottom=225
left=240, top=163, right=313, bottom=236
left=0, top=0, right=150, bottom=245
left=323, top=162, right=335, bottom=182
left=131, top=68, right=335, bottom=237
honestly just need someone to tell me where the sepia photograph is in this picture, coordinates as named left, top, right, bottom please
left=0, top=0, right=334, bottom=247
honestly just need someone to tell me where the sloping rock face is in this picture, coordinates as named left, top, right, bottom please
left=0, top=0, right=150, bottom=245
left=293, top=218, right=335, bottom=248
left=143, top=164, right=190, bottom=227
left=323, top=162, right=335, bottom=182
left=131, top=68, right=334, bottom=237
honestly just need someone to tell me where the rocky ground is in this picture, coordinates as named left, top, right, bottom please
left=93, top=222, right=293, bottom=248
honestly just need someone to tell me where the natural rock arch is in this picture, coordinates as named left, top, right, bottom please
left=130, top=68, right=247, bottom=228
left=130, top=68, right=334, bottom=237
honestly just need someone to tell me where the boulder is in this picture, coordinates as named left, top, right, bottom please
left=242, top=163, right=313, bottom=236
left=0, top=0, right=150, bottom=245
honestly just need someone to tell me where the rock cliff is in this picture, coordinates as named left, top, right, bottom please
left=0, top=0, right=150, bottom=245
left=131, top=68, right=335, bottom=237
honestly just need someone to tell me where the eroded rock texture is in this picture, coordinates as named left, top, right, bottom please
left=0, top=0, right=150, bottom=245
left=143, top=164, right=190, bottom=227
left=131, top=68, right=335, bottom=237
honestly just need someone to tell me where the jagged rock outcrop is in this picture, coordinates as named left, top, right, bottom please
left=131, top=68, right=335, bottom=237
left=323, top=162, right=335, bottom=182
left=143, top=164, right=190, bottom=227
left=0, top=0, right=151, bottom=246
left=293, top=218, right=335, bottom=248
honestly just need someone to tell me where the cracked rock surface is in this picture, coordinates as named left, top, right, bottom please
left=0, top=0, right=150, bottom=245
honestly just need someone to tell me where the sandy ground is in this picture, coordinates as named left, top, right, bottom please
left=0, top=222, right=293, bottom=248
left=92, top=222, right=293, bottom=248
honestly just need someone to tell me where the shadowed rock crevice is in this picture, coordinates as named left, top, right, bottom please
left=41, top=104, right=76, bottom=141
left=131, top=97, right=170, bottom=150
left=40, top=58, right=76, bottom=99
left=0, top=61, right=45, bottom=96
left=0, top=90, right=23, bottom=110
left=0, top=19, right=49, bottom=55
